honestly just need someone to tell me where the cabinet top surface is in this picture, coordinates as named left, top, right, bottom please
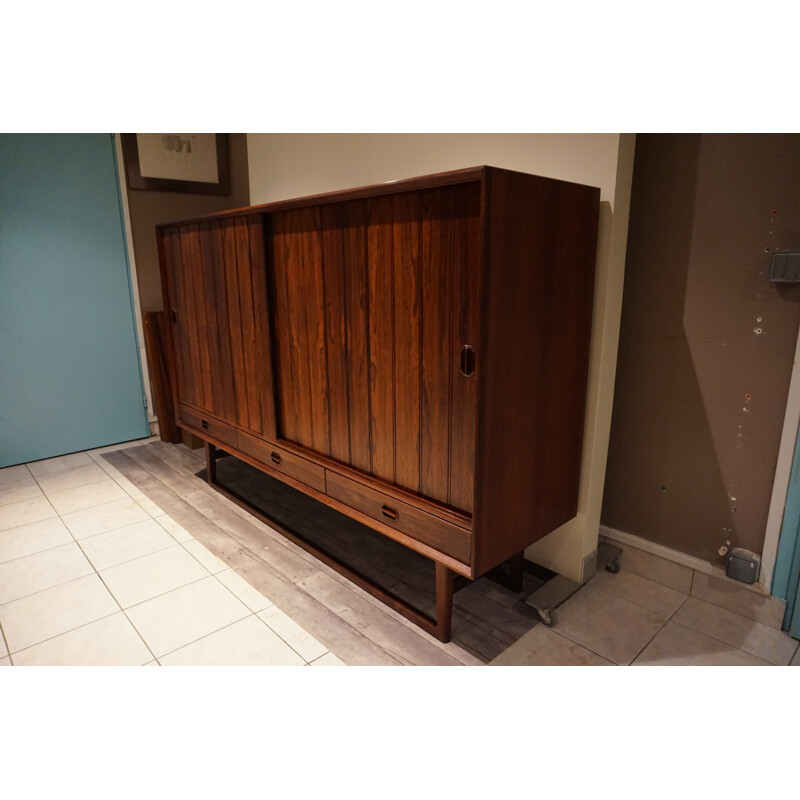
left=156, top=165, right=599, bottom=230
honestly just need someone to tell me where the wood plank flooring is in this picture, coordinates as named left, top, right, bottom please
left=104, top=442, right=546, bottom=665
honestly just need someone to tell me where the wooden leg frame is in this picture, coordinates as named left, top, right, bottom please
left=204, top=443, right=456, bottom=643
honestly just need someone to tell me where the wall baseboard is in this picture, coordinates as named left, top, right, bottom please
left=600, top=525, right=786, bottom=628
left=599, top=524, right=773, bottom=597
left=599, top=525, right=716, bottom=573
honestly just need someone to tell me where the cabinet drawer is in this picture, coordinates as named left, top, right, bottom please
left=237, top=432, right=326, bottom=493
left=325, top=471, right=471, bottom=563
left=179, top=405, right=238, bottom=448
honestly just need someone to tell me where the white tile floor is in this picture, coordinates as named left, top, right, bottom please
left=0, top=438, right=345, bottom=666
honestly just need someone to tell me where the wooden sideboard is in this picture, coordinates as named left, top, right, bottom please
left=157, top=165, right=600, bottom=641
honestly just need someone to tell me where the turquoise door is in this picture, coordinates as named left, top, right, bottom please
left=773, top=422, right=800, bottom=639
left=0, top=134, right=149, bottom=467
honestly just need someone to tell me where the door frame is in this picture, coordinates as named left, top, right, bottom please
left=763, top=319, right=800, bottom=605
left=112, top=133, right=154, bottom=427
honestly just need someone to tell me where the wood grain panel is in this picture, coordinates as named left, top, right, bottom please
left=162, top=230, right=190, bottom=405
left=367, top=197, right=396, bottom=482
left=247, top=216, right=276, bottom=438
left=221, top=218, right=248, bottom=427
left=321, top=204, right=353, bottom=464
left=392, top=191, right=422, bottom=493
left=341, top=201, right=371, bottom=472
left=177, top=226, right=206, bottom=409
left=188, top=224, right=215, bottom=412
left=289, top=210, right=318, bottom=448
left=448, top=184, right=481, bottom=513
left=299, top=207, right=331, bottom=456
left=269, top=212, right=300, bottom=443
left=234, top=218, right=261, bottom=431
left=198, top=222, right=234, bottom=421
left=420, top=188, right=454, bottom=503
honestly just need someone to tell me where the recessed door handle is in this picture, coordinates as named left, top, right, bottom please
left=201, top=420, right=209, bottom=430
left=381, top=504, right=398, bottom=521
left=460, top=345, right=475, bottom=377
left=270, top=452, right=282, bottom=465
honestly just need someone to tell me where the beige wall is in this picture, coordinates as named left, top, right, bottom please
left=602, top=134, right=800, bottom=564
left=247, top=133, right=635, bottom=581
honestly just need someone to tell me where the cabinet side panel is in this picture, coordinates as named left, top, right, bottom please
left=420, top=188, right=455, bottom=504
left=474, top=170, right=599, bottom=575
left=448, top=184, right=482, bottom=515
left=392, top=191, right=422, bottom=493
left=367, top=197, right=396, bottom=482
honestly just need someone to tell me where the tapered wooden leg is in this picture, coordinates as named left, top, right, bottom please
left=508, top=550, right=524, bottom=593
left=435, top=562, right=454, bottom=643
left=205, top=442, right=217, bottom=485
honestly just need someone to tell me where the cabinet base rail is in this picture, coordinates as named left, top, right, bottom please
left=205, top=443, right=455, bottom=643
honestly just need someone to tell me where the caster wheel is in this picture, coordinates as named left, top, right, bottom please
left=605, top=560, right=620, bottom=574
left=538, top=609, right=555, bottom=627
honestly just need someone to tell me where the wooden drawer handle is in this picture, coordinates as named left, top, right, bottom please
left=270, top=452, right=282, bottom=465
left=201, top=420, right=209, bottom=430
left=381, top=504, right=398, bottom=521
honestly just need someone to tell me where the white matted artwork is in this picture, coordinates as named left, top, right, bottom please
left=136, top=133, right=219, bottom=184
left=120, top=133, right=230, bottom=196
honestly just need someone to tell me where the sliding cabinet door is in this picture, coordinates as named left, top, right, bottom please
left=268, top=183, right=481, bottom=514
left=162, top=216, right=275, bottom=437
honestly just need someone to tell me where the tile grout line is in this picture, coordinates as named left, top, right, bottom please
left=536, top=623, right=618, bottom=665
left=3, top=442, right=167, bottom=665
left=254, top=606, right=322, bottom=664
left=0, top=554, right=98, bottom=609
left=555, top=575, right=680, bottom=666
left=24, top=518, right=159, bottom=666
left=0, top=475, right=44, bottom=508
left=0, top=617, right=11, bottom=665
left=98, top=446, right=320, bottom=663
left=34, top=463, right=162, bottom=665
left=663, top=603, right=794, bottom=666
left=117, top=447, right=441, bottom=664
left=155, top=611, right=310, bottom=665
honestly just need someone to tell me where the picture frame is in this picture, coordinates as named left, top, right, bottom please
left=121, top=133, right=230, bottom=196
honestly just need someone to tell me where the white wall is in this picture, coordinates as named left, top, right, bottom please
left=247, top=133, right=635, bottom=582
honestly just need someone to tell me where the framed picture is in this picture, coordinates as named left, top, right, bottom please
left=121, top=133, right=230, bottom=196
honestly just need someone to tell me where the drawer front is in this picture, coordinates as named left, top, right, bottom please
left=325, top=471, right=471, bottom=564
left=179, top=405, right=238, bottom=448
left=238, top=431, right=326, bottom=493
